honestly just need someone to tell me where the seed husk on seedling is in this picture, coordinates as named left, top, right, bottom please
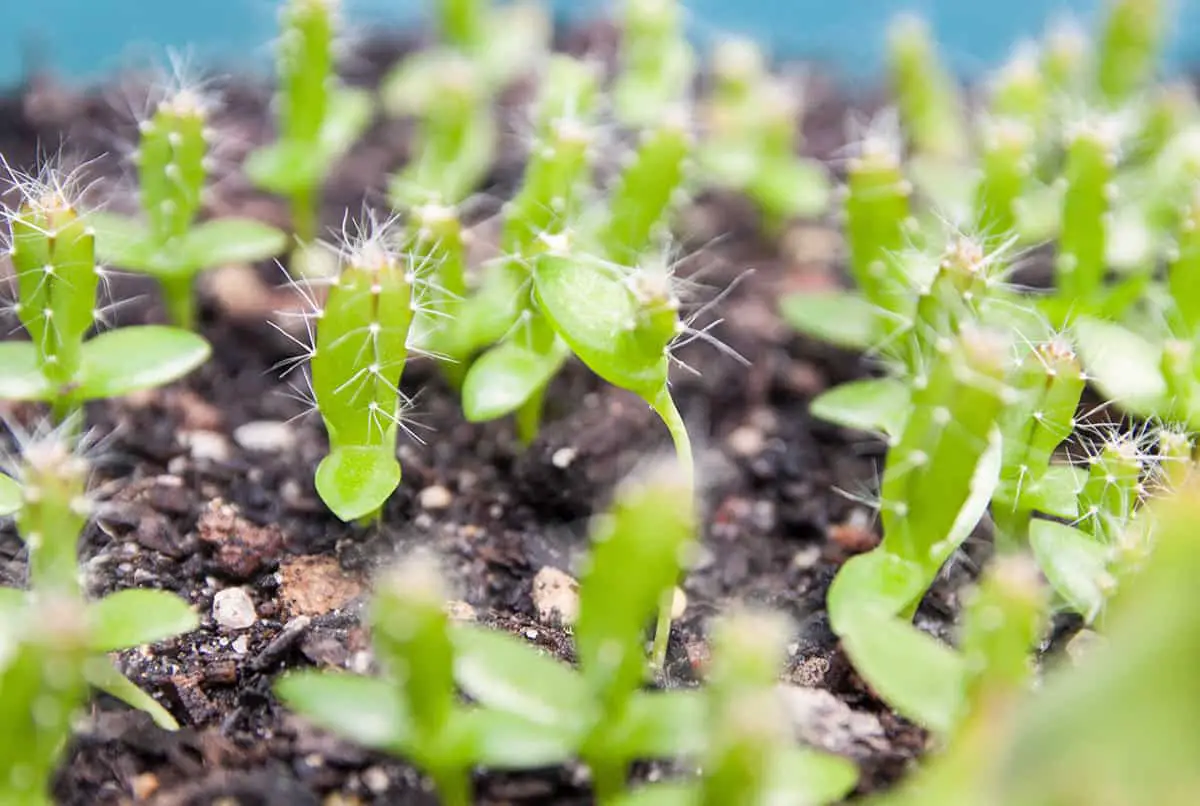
left=451, top=461, right=703, bottom=804
left=0, top=163, right=211, bottom=427
left=90, top=83, right=287, bottom=329
left=275, top=551, right=571, bottom=806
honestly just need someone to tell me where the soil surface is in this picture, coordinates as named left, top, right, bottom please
left=0, top=27, right=957, bottom=806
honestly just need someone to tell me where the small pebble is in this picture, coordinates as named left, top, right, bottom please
left=792, top=545, right=822, bottom=569
left=531, top=566, right=580, bottom=625
left=233, top=420, right=296, bottom=453
left=551, top=447, right=577, bottom=469
left=131, top=772, right=160, bottom=800
left=212, top=587, right=257, bottom=630
left=445, top=600, right=477, bottom=622
left=419, top=484, right=453, bottom=510
left=231, top=635, right=249, bottom=654
left=671, top=586, right=687, bottom=620
left=362, top=767, right=390, bottom=794
left=727, top=425, right=765, bottom=458
left=180, top=430, right=231, bottom=463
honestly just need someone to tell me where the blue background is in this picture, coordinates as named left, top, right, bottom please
left=2, top=1, right=1199, bottom=87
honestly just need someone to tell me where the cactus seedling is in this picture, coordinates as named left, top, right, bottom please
left=245, top=0, right=372, bottom=268
left=452, top=462, right=703, bottom=804
left=698, top=38, right=831, bottom=232
left=89, top=84, right=287, bottom=328
left=302, top=217, right=419, bottom=522
left=0, top=163, right=211, bottom=426
left=614, top=607, right=859, bottom=806
left=388, top=54, right=497, bottom=210
left=0, top=594, right=91, bottom=806
left=887, top=14, right=968, bottom=161
left=612, top=0, right=696, bottom=128
left=1097, top=0, right=1166, bottom=104
left=2, top=434, right=200, bottom=731
left=276, top=551, right=571, bottom=806
left=826, top=327, right=1009, bottom=733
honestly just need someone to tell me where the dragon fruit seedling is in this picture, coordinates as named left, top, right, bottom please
left=0, top=594, right=91, bottom=806
left=974, top=117, right=1037, bottom=238
left=827, top=326, right=1010, bottom=733
left=276, top=550, right=572, bottom=806
left=0, top=162, right=211, bottom=427
left=1, top=432, right=199, bottom=731
left=1041, top=15, right=1091, bottom=99
left=307, top=217, right=418, bottom=522
left=245, top=0, right=372, bottom=269
left=699, top=38, right=831, bottom=233
left=1097, top=0, right=1165, bottom=104
left=612, top=0, right=696, bottom=129
left=89, top=83, right=287, bottom=329
left=780, top=112, right=913, bottom=353
left=388, top=54, right=496, bottom=210
left=402, top=199, right=470, bottom=386
left=864, top=558, right=1047, bottom=806
left=987, top=42, right=1049, bottom=131
left=887, top=13, right=968, bottom=161
left=993, top=336, right=1086, bottom=552
left=452, top=461, right=704, bottom=804
left=613, top=607, right=859, bottom=806
left=458, top=55, right=599, bottom=439
left=1041, top=115, right=1122, bottom=326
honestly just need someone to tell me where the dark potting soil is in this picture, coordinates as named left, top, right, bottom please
left=0, top=28, right=961, bottom=806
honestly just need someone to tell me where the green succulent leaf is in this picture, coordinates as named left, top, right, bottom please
left=1019, top=465, right=1086, bottom=519
left=609, top=690, right=707, bottom=759
left=462, top=338, right=569, bottom=422
left=89, top=212, right=159, bottom=270
left=275, top=670, right=411, bottom=751
left=1072, top=316, right=1169, bottom=417
left=86, top=658, right=181, bottom=731
left=837, top=610, right=965, bottom=734
left=244, top=140, right=324, bottom=196
left=748, top=157, right=832, bottom=222
left=780, top=289, right=881, bottom=351
left=533, top=254, right=668, bottom=401
left=611, top=784, right=695, bottom=806
left=0, top=341, right=52, bottom=401
left=320, top=87, right=374, bottom=161
left=452, top=624, right=587, bottom=732
left=314, top=446, right=402, bottom=523
left=809, top=378, right=910, bottom=438
left=765, top=747, right=861, bottom=806
left=1030, top=519, right=1111, bottom=621
left=452, top=707, right=577, bottom=770
left=77, top=326, right=211, bottom=400
left=176, top=218, right=289, bottom=271
left=88, top=589, right=199, bottom=652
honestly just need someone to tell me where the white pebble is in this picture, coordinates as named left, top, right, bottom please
left=233, top=421, right=295, bottom=454
left=180, top=430, right=230, bottom=463
left=551, top=447, right=577, bottom=469
left=419, top=485, right=453, bottom=510
left=213, top=587, right=257, bottom=630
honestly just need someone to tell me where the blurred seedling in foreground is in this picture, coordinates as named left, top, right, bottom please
left=0, top=594, right=92, bottom=806
left=0, top=161, right=211, bottom=427
left=0, top=431, right=199, bottom=731
left=245, top=0, right=373, bottom=273
left=698, top=37, right=831, bottom=233
left=90, top=77, right=288, bottom=329
left=613, top=607, right=859, bottom=806
left=276, top=551, right=570, bottom=806
left=452, top=461, right=702, bottom=804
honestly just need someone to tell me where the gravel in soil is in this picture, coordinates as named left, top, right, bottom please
left=0, top=30, right=952, bottom=805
